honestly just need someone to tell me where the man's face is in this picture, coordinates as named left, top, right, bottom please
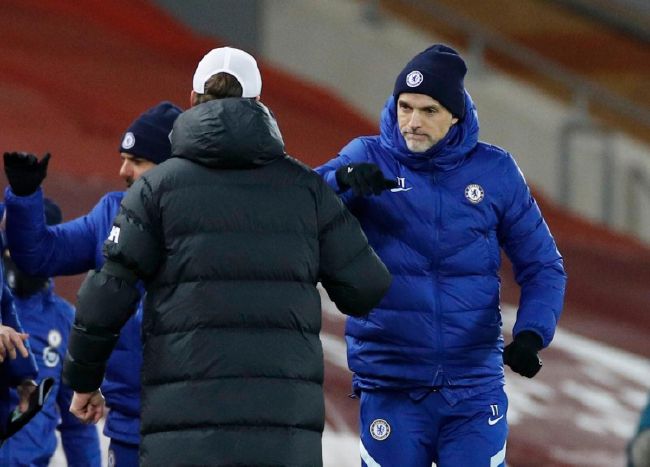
left=119, top=153, right=156, bottom=187
left=397, top=93, right=459, bottom=153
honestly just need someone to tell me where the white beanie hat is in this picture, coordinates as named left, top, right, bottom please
left=192, top=47, right=262, bottom=98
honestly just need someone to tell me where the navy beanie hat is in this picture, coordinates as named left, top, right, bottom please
left=119, top=101, right=183, bottom=164
left=43, top=198, right=62, bottom=226
left=393, top=44, right=467, bottom=119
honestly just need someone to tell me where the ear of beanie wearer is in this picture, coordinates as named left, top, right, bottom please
left=119, top=101, right=183, bottom=164
left=393, top=44, right=467, bottom=119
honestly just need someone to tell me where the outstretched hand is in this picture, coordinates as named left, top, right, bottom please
left=3, top=151, right=51, bottom=196
left=335, top=163, right=398, bottom=196
left=0, top=325, right=30, bottom=363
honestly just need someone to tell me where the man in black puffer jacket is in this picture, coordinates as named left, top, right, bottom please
left=62, top=47, right=392, bottom=466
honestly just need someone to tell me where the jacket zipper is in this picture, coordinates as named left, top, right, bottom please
left=432, top=174, right=443, bottom=385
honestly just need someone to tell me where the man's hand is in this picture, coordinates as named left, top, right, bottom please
left=70, top=389, right=105, bottom=424
left=0, top=325, right=30, bottom=363
left=335, top=163, right=398, bottom=196
left=16, top=379, right=37, bottom=413
left=503, top=331, right=543, bottom=378
left=3, top=152, right=51, bottom=196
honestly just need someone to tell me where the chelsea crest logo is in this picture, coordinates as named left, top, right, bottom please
left=121, top=131, right=136, bottom=149
left=406, top=70, right=423, bottom=87
left=370, top=419, right=391, bottom=440
left=465, top=184, right=484, bottom=204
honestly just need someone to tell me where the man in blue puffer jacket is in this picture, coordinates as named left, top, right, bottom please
left=3, top=101, right=182, bottom=466
left=1, top=198, right=101, bottom=466
left=316, top=44, right=567, bottom=466
left=0, top=204, right=41, bottom=450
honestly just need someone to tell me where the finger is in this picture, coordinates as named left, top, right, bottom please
left=350, top=180, right=364, bottom=197
left=371, top=176, right=385, bottom=195
left=92, top=405, right=104, bottom=424
left=18, top=395, right=29, bottom=413
left=10, top=333, right=29, bottom=359
left=86, top=404, right=102, bottom=424
left=356, top=176, right=372, bottom=197
left=72, top=406, right=90, bottom=423
left=0, top=338, right=6, bottom=362
left=3, top=152, right=18, bottom=165
left=39, top=152, right=51, bottom=167
left=1, top=334, right=16, bottom=360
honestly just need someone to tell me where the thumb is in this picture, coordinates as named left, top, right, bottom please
left=502, top=343, right=512, bottom=364
left=39, top=153, right=51, bottom=169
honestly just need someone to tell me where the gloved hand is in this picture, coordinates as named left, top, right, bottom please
left=335, top=163, right=398, bottom=196
left=503, top=331, right=543, bottom=378
left=3, top=152, right=51, bottom=196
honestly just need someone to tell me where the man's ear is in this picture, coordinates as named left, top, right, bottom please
left=451, top=116, right=459, bottom=125
left=190, top=90, right=199, bottom=107
left=255, top=95, right=261, bottom=102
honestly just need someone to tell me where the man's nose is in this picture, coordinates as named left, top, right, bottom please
left=119, top=161, right=131, bottom=180
left=408, top=111, right=421, bottom=128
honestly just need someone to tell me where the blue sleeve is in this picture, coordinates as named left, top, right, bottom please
left=314, top=138, right=370, bottom=204
left=5, top=187, right=112, bottom=276
left=1, top=285, right=38, bottom=384
left=497, top=157, right=567, bottom=348
left=57, top=380, right=102, bottom=466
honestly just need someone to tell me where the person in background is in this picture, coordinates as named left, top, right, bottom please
left=0, top=197, right=101, bottom=466
left=316, top=43, right=567, bottom=466
left=3, top=101, right=182, bottom=466
left=0, top=204, right=39, bottom=450
left=64, top=46, right=391, bottom=467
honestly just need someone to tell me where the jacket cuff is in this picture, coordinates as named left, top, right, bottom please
left=62, top=355, right=105, bottom=393
left=514, top=330, right=543, bottom=351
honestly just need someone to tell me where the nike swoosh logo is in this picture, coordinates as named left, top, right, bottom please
left=390, top=187, right=413, bottom=192
left=488, top=415, right=504, bottom=426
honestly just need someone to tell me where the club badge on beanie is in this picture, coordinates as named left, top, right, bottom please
left=119, top=101, right=183, bottom=165
left=393, top=44, right=467, bottom=119
left=192, top=47, right=262, bottom=98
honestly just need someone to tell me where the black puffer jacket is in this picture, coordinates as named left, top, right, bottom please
left=63, top=98, right=391, bottom=466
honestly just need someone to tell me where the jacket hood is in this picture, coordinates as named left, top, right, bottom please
left=379, top=91, right=480, bottom=171
left=171, top=98, right=285, bottom=169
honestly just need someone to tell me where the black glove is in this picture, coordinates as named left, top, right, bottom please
left=335, top=163, right=398, bottom=196
left=503, top=331, right=543, bottom=378
left=3, top=152, right=51, bottom=196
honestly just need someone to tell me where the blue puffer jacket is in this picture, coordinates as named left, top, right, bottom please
left=5, top=188, right=142, bottom=445
left=1, top=285, right=100, bottom=466
left=316, top=93, right=566, bottom=404
left=0, top=205, right=38, bottom=438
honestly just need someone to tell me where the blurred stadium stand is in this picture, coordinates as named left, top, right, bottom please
left=1, top=1, right=648, bottom=466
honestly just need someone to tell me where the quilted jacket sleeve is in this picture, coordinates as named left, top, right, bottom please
left=498, top=156, right=567, bottom=347
left=63, top=177, right=162, bottom=392
left=316, top=177, right=391, bottom=317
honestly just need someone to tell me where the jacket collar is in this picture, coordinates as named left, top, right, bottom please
left=379, top=91, right=480, bottom=172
